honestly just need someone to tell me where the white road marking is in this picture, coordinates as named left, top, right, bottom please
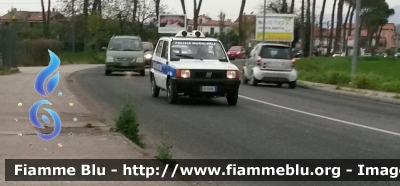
left=239, top=95, right=400, bottom=137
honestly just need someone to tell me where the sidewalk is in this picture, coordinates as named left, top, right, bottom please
left=298, top=80, right=400, bottom=105
left=0, top=65, right=189, bottom=185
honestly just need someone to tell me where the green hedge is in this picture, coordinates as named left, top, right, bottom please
left=17, top=39, right=62, bottom=66
left=296, top=56, right=400, bottom=93
left=58, top=52, right=105, bottom=64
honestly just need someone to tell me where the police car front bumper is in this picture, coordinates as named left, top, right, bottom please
left=170, top=78, right=240, bottom=96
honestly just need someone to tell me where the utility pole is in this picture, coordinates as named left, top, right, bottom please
left=309, top=0, right=316, bottom=57
left=351, top=0, right=361, bottom=81
left=71, top=0, right=75, bottom=53
left=262, top=0, right=266, bottom=42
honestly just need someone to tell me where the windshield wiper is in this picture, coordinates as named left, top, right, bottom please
left=175, top=54, right=194, bottom=59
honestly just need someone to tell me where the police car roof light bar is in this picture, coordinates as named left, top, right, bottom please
left=175, top=30, right=205, bottom=38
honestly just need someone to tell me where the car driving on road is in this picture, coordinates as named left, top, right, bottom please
left=143, top=41, right=154, bottom=66
left=242, top=43, right=297, bottom=88
left=149, top=29, right=241, bottom=105
left=104, top=35, right=145, bottom=76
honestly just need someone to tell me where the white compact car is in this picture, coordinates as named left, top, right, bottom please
left=242, top=43, right=297, bottom=88
left=149, top=29, right=241, bottom=105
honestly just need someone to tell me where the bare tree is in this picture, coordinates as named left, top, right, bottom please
left=218, top=11, right=226, bottom=35
left=300, top=0, right=304, bottom=53
left=290, top=0, right=295, bottom=13
left=334, top=0, right=344, bottom=52
left=153, top=0, right=160, bottom=23
left=132, top=0, right=139, bottom=28
left=40, top=0, right=51, bottom=38
left=238, top=0, right=246, bottom=46
left=318, top=0, right=326, bottom=49
left=193, top=0, right=203, bottom=30
left=326, top=0, right=337, bottom=56
left=304, top=0, right=311, bottom=57
left=342, top=1, right=353, bottom=55
left=180, top=0, right=186, bottom=14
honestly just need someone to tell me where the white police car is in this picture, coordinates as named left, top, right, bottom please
left=149, top=28, right=240, bottom=105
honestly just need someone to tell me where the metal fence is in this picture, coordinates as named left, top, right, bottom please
left=0, top=26, right=18, bottom=68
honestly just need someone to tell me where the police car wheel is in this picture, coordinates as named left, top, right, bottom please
left=167, top=80, right=178, bottom=104
left=140, top=70, right=145, bottom=76
left=151, top=78, right=160, bottom=97
left=226, top=92, right=238, bottom=106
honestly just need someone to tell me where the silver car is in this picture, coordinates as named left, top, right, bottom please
left=103, top=35, right=145, bottom=76
left=242, top=43, right=297, bottom=88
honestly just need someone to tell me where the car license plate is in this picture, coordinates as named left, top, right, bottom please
left=121, top=62, right=130, bottom=66
left=200, top=86, right=216, bottom=92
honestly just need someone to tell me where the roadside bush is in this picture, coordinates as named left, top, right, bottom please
left=155, top=132, right=176, bottom=165
left=379, top=82, right=400, bottom=93
left=325, top=71, right=351, bottom=85
left=57, top=51, right=105, bottom=64
left=17, top=39, right=62, bottom=66
left=351, top=73, right=382, bottom=90
left=114, top=102, right=145, bottom=148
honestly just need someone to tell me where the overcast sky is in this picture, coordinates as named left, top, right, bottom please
left=0, top=0, right=399, bottom=22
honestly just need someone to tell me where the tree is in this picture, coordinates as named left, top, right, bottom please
left=153, top=0, right=161, bottom=23
left=303, top=0, right=311, bottom=57
left=218, top=11, right=226, bottom=35
left=300, top=0, right=304, bottom=53
left=238, top=0, right=246, bottom=46
left=193, top=0, right=203, bottom=30
left=180, top=0, right=186, bottom=14
left=40, top=0, right=51, bottom=38
left=318, top=0, right=326, bottom=50
left=290, top=0, right=295, bottom=13
left=326, top=0, right=337, bottom=56
left=342, top=1, right=353, bottom=55
left=334, top=0, right=344, bottom=53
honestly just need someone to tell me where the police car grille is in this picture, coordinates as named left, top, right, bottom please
left=192, top=70, right=226, bottom=79
left=116, top=58, right=133, bottom=62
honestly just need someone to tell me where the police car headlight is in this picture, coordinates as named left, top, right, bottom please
left=136, top=57, right=144, bottom=63
left=178, top=69, right=190, bottom=78
left=145, top=53, right=152, bottom=59
left=227, top=70, right=238, bottom=79
left=106, top=56, right=114, bottom=62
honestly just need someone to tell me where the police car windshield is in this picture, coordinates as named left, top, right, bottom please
left=170, top=41, right=227, bottom=60
left=108, top=38, right=143, bottom=51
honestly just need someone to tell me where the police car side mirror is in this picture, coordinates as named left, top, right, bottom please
left=228, top=56, right=235, bottom=61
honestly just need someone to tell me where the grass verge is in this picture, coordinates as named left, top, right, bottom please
left=58, top=52, right=105, bottom=64
left=114, top=102, right=145, bottom=148
left=296, top=56, right=400, bottom=93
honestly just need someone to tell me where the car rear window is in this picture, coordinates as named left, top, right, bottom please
left=260, top=46, right=291, bottom=59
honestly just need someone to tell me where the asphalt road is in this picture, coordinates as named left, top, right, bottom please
left=68, top=64, right=400, bottom=186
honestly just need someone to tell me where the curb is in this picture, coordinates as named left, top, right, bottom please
left=297, top=81, right=400, bottom=106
